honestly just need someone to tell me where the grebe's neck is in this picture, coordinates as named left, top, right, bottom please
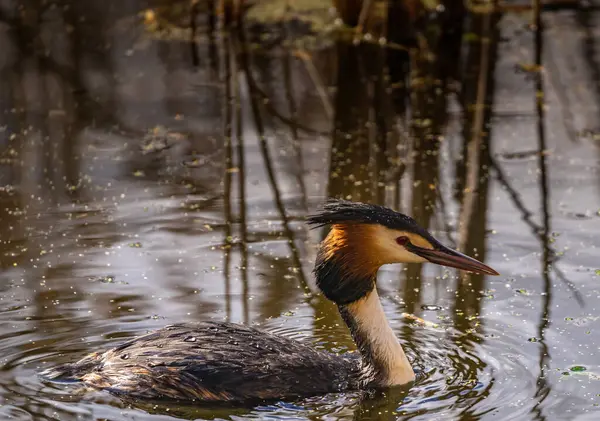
left=313, top=232, right=415, bottom=386
left=339, top=289, right=415, bottom=386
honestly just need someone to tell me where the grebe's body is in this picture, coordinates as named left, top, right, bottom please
left=47, top=322, right=362, bottom=401
left=42, top=200, right=498, bottom=402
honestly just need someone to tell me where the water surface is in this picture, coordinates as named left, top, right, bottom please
left=1, top=1, right=600, bottom=420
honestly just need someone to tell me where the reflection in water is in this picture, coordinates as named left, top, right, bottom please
left=453, top=9, right=498, bottom=350
left=237, top=31, right=311, bottom=298
left=531, top=8, right=551, bottom=420
left=329, top=42, right=378, bottom=204
left=0, top=1, right=599, bottom=420
left=223, top=28, right=234, bottom=320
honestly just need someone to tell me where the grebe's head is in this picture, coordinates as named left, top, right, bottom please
left=307, top=199, right=498, bottom=304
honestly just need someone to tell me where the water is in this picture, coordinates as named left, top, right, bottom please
left=1, top=1, right=600, bottom=420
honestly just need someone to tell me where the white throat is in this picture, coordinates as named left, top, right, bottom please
left=344, top=289, right=415, bottom=386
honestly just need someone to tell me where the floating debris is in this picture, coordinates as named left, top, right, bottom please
left=402, top=313, right=440, bottom=329
left=564, top=315, right=599, bottom=326
left=497, top=149, right=545, bottom=160
left=183, top=157, right=209, bottom=168
left=564, top=211, right=593, bottom=220
left=514, top=63, right=543, bottom=74
left=578, top=129, right=600, bottom=142
left=141, top=126, right=187, bottom=155
left=89, top=275, right=128, bottom=285
left=95, top=275, right=115, bottom=284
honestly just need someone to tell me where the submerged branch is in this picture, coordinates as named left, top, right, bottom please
left=354, top=0, right=375, bottom=43
left=280, top=17, right=309, bottom=213
left=247, top=81, right=328, bottom=136
left=532, top=7, right=552, bottom=419
left=294, top=50, right=334, bottom=120
left=233, top=34, right=250, bottom=325
left=489, top=158, right=583, bottom=306
left=222, top=28, right=234, bottom=319
left=457, top=14, right=493, bottom=254
left=235, top=29, right=313, bottom=295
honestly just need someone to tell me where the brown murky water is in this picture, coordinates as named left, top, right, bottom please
left=1, top=1, right=600, bottom=420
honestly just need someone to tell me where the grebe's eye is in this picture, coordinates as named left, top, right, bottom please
left=396, top=236, right=409, bottom=246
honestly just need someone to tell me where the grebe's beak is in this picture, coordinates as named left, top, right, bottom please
left=409, top=244, right=499, bottom=276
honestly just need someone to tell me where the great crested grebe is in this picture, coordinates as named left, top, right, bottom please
left=42, top=200, right=499, bottom=402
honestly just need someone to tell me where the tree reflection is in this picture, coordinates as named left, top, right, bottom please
left=0, top=0, right=584, bottom=419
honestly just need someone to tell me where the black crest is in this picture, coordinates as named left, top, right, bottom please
left=307, top=199, right=433, bottom=240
